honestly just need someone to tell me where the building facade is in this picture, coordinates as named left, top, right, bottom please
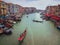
left=46, top=5, right=60, bottom=16
left=0, top=1, right=7, bottom=16
left=7, top=3, right=14, bottom=16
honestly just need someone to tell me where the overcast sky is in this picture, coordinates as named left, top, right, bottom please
left=3, top=0, right=60, bottom=10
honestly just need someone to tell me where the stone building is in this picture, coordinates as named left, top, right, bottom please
left=7, top=3, right=14, bottom=16
left=0, top=1, right=7, bottom=16
left=46, top=5, right=60, bottom=16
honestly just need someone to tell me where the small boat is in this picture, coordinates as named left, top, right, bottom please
left=7, top=20, right=15, bottom=24
left=57, top=26, right=60, bottom=30
left=0, top=24, right=4, bottom=28
left=0, top=19, right=4, bottom=24
left=4, top=22, right=13, bottom=28
left=33, top=20, right=43, bottom=23
left=13, top=21, right=16, bottom=24
left=0, top=28, right=4, bottom=35
left=55, top=22, right=60, bottom=30
left=4, top=28, right=13, bottom=35
left=18, top=29, right=27, bottom=43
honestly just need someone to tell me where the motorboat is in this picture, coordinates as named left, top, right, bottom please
left=33, top=20, right=43, bottom=23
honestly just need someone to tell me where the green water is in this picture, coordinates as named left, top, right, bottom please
left=0, top=13, right=60, bottom=45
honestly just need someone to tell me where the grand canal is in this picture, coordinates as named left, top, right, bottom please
left=0, top=13, right=60, bottom=45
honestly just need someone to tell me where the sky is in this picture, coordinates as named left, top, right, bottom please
left=3, top=0, right=60, bottom=10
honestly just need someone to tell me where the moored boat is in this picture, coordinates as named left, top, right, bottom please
left=0, top=28, right=4, bottom=35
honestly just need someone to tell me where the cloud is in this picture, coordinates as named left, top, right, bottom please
left=3, top=0, right=60, bottom=9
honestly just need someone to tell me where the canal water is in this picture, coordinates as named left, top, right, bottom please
left=0, top=13, right=60, bottom=45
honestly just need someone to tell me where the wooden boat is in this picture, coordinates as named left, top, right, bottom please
left=0, top=28, right=4, bottom=35
left=4, top=28, right=13, bottom=35
left=55, top=22, right=60, bottom=30
left=0, top=19, right=4, bottom=23
left=4, top=22, right=13, bottom=28
left=33, top=20, right=43, bottom=23
left=14, top=17, right=21, bottom=21
left=7, top=20, right=16, bottom=24
left=18, top=29, right=27, bottom=43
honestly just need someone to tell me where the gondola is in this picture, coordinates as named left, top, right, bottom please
left=18, top=29, right=27, bottom=43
